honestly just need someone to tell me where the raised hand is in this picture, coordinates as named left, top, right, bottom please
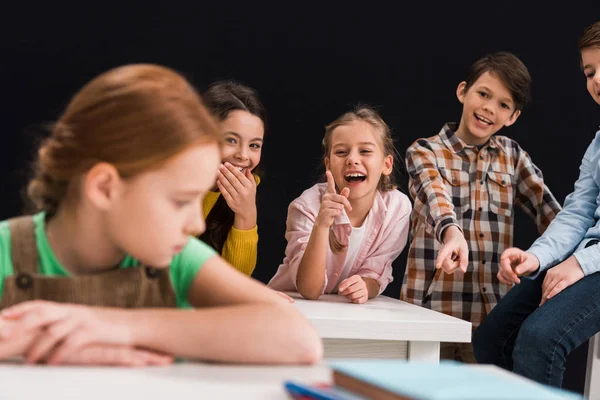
left=315, top=171, right=352, bottom=229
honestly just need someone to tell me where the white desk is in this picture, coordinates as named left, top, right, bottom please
left=0, top=361, right=580, bottom=400
left=0, top=360, right=331, bottom=400
left=289, top=292, right=472, bottom=363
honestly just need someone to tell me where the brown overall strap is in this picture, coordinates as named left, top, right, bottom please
left=1, top=216, right=177, bottom=309
left=8, top=216, right=39, bottom=275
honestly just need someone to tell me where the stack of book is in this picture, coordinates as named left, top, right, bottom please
left=284, top=360, right=583, bottom=400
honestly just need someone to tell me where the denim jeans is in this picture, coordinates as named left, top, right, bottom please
left=473, top=248, right=600, bottom=387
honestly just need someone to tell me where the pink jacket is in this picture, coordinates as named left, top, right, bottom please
left=268, top=183, right=412, bottom=295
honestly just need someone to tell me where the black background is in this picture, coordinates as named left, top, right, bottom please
left=1, top=2, right=598, bottom=393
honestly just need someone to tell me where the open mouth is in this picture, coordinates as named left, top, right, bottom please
left=344, top=172, right=367, bottom=183
left=474, top=113, right=493, bottom=126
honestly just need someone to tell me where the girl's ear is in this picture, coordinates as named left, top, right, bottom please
left=324, top=156, right=330, bottom=171
left=382, top=155, right=393, bottom=176
left=84, top=163, right=123, bottom=210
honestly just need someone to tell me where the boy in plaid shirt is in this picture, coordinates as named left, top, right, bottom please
left=400, top=52, right=562, bottom=362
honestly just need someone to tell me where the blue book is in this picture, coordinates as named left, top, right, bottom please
left=284, top=380, right=367, bottom=400
left=329, top=359, right=583, bottom=400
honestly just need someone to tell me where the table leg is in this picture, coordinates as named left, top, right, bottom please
left=585, top=332, right=600, bottom=400
left=407, top=341, right=440, bottom=363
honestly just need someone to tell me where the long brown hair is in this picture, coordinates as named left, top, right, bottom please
left=27, top=64, right=220, bottom=217
left=322, top=105, right=398, bottom=253
left=200, top=81, right=266, bottom=254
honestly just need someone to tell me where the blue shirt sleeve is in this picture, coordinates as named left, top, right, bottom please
left=572, top=240, right=600, bottom=275
left=527, top=131, right=600, bottom=276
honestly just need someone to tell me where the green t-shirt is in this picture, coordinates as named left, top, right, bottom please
left=0, top=213, right=217, bottom=308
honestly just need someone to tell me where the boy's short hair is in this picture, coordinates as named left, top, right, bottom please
left=578, top=21, right=600, bottom=51
left=463, top=52, right=532, bottom=111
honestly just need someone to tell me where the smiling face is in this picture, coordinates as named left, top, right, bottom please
left=324, top=119, right=393, bottom=203
left=455, top=71, right=521, bottom=146
left=582, top=46, right=600, bottom=106
left=219, top=110, right=264, bottom=175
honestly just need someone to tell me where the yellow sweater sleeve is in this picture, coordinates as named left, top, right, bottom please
left=202, top=177, right=259, bottom=277
left=221, top=225, right=258, bottom=276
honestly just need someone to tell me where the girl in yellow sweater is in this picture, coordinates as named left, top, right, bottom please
left=200, top=81, right=265, bottom=276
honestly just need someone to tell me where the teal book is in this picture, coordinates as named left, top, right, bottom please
left=329, top=360, right=583, bottom=400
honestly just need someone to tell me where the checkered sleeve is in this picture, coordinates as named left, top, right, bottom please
left=514, top=146, right=562, bottom=235
left=405, top=140, right=462, bottom=243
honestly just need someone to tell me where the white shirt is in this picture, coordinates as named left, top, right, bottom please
left=331, top=217, right=368, bottom=291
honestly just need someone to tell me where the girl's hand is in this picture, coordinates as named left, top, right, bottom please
left=498, top=248, right=540, bottom=285
left=338, top=275, right=368, bottom=304
left=0, top=319, right=41, bottom=360
left=216, top=162, right=257, bottom=223
left=61, top=345, right=173, bottom=367
left=436, top=226, right=469, bottom=274
left=316, top=171, right=352, bottom=229
left=0, top=301, right=134, bottom=365
left=274, top=291, right=295, bottom=303
left=0, top=318, right=172, bottom=367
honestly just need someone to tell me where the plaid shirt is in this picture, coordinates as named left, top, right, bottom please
left=400, top=123, right=561, bottom=328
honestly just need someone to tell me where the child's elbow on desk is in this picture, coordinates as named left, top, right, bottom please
left=294, top=334, right=324, bottom=365
left=278, top=306, right=324, bottom=364
left=296, top=280, right=324, bottom=301
left=292, top=335, right=323, bottom=365
left=298, top=289, right=322, bottom=301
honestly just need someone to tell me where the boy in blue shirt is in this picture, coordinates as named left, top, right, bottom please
left=473, top=21, right=600, bottom=388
